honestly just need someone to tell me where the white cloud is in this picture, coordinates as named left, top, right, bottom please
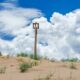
left=0, top=2, right=43, bottom=55
left=33, top=9, right=80, bottom=60
left=0, top=3, right=43, bottom=36
left=0, top=2, right=80, bottom=60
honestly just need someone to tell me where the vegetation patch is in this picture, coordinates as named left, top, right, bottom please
left=70, top=62, right=77, bottom=69
left=17, top=52, right=42, bottom=60
left=61, top=58, right=79, bottom=62
left=29, top=54, right=42, bottom=60
left=17, top=52, right=28, bottom=57
left=0, top=52, right=2, bottom=56
left=35, top=73, right=53, bottom=80
left=19, top=62, right=32, bottom=72
left=0, top=66, right=6, bottom=74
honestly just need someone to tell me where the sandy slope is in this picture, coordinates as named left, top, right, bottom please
left=0, top=57, right=80, bottom=80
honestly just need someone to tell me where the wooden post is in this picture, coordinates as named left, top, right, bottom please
left=33, top=23, right=39, bottom=60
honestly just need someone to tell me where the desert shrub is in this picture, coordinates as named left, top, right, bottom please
left=35, top=73, right=53, bottom=80
left=17, top=52, right=28, bottom=57
left=17, top=52, right=42, bottom=60
left=29, top=54, right=34, bottom=59
left=0, top=52, right=2, bottom=56
left=31, top=60, right=39, bottom=66
left=0, top=66, right=6, bottom=74
left=69, top=58, right=79, bottom=62
left=19, top=62, right=32, bottom=72
left=50, top=59, right=56, bottom=62
left=45, top=73, right=53, bottom=80
left=6, top=54, right=10, bottom=58
left=70, top=63, right=76, bottom=69
left=17, top=57, right=25, bottom=63
left=29, top=54, right=42, bottom=60
left=61, top=58, right=79, bottom=62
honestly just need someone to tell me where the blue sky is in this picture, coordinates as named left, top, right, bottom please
left=19, top=0, right=80, bottom=19
left=0, top=0, right=80, bottom=19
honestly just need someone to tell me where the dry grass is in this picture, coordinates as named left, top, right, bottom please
left=34, top=73, right=53, bottom=80
left=69, top=62, right=77, bottom=69
left=0, top=66, right=6, bottom=74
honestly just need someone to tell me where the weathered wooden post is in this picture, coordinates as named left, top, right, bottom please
left=33, top=22, right=39, bottom=60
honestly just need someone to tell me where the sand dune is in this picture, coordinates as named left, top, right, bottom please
left=0, top=57, right=80, bottom=80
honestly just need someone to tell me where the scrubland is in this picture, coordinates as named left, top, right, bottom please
left=0, top=54, right=80, bottom=80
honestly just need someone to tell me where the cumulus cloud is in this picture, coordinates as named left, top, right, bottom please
left=33, top=9, right=80, bottom=60
left=0, top=1, right=80, bottom=60
left=0, top=2, right=42, bottom=55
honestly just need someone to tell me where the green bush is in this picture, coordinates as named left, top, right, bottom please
left=29, top=54, right=34, bottom=59
left=17, top=52, right=28, bottom=57
left=30, top=60, right=38, bottom=66
left=19, top=62, right=32, bottom=72
left=30, top=54, right=42, bottom=60
left=17, top=52, right=42, bottom=60
left=0, top=52, right=2, bottom=56
left=61, top=58, right=79, bottom=62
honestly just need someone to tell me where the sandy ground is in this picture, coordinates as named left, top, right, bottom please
left=0, top=57, right=80, bottom=80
